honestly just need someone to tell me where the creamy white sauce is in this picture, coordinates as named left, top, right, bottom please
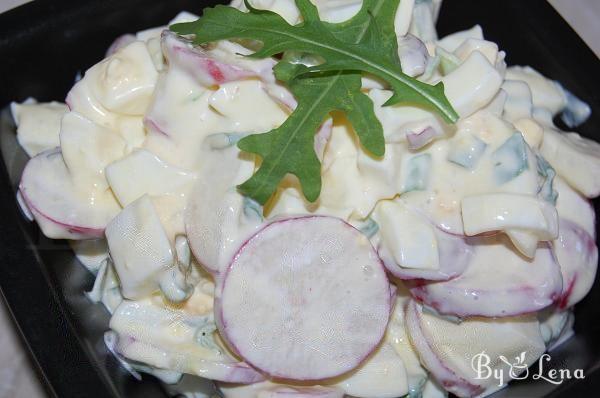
left=12, top=1, right=600, bottom=397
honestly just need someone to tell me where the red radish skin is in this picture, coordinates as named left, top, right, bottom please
left=262, top=82, right=332, bottom=161
left=379, top=227, right=474, bottom=281
left=554, top=219, right=598, bottom=309
left=258, top=386, right=344, bottom=398
left=406, top=126, right=441, bottom=150
left=314, top=119, right=333, bottom=161
left=217, top=216, right=391, bottom=381
left=405, top=301, right=484, bottom=398
left=20, top=189, right=104, bottom=239
left=408, top=237, right=563, bottom=317
left=184, top=145, right=261, bottom=275
left=218, top=383, right=345, bottom=398
left=106, top=34, right=137, bottom=57
left=114, top=334, right=265, bottom=384
left=162, top=32, right=258, bottom=87
left=264, top=85, right=298, bottom=111
left=19, top=149, right=118, bottom=239
left=143, top=117, right=169, bottom=137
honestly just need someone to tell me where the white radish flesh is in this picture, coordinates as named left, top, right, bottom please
left=397, top=34, right=429, bottom=77
left=555, top=176, right=596, bottom=237
left=505, top=66, right=566, bottom=115
left=540, top=128, right=600, bottom=198
left=374, top=200, right=473, bottom=281
left=258, top=386, right=345, bottom=398
left=454, top=39, right=499, bottom=66
left=406, top=126, right=441, bottom=150
left=69, top=239, right=109, bottom=274
left=380, top=227, right=473, bottom=281
left=217, top=216, right=391, bottom=380
left=385, top=293, right=428, bottom=397
left=91, top=41, right=158, bottom=115
left=410, top=235, right=563, bottom=317
left=437, top=25, right=484, bottom=52
left=105, top=195, right=174, bottom=300
left=105, top=149, right=196, bottom=207
left=162, top=32, right=259, bottom=87
left=461, top=193, right=558, bottom=240
left=219, top=382, right=344, bottom=398
left=375, top=200, right=441, bottom=271
left=11, top=100, right=68, bottom=157
left=405, top=301, right=483, bottom=397
left=331, top=344, right=409, bottom=398
left=19, top=149, right=120, bottom=239
left=406, top=300, right=546, bottom=398
left=109, top=299, right=265, bottom=384
left=59, top=112, right=127, bottom=189
left=185, top=145, right=261, bottom=274
left=554, top=219, right=598, bottom=309
left=106, top=34, right=137, bottom=56
left=314, top=119, right=333, bottom=161
left=441, top=51, right=503, bottom=118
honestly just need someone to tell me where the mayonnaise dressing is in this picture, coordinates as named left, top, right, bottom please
left=11, top=1, right=600, bottom=397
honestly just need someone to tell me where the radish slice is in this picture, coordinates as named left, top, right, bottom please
left=380, top=227, right=473, bottom=281
left=410, top=235, right=563, bottom=317
left=219, top=382, right=344, bottom=398
left=555, top=176, right=596, bottom=237
left=540, top=128, right=600, bottom=198
left=70, top=239, right=108, bottom=274
left=106, top=34, right=136, bottom=56
left=397, top=34, right=429, bottom=78
left=259, top=386, right=344, bottom=398
left=109, top=299, right=265, bottom=384
left=105, top=149, right=196, bottom=207
left=554, top=219, right=598, bottom=309
left=405, top=301, right=483, bottom=397
left=264, top=83, right=297, bottom=110
left=314, top=119, right=333, bottom=162
left=217, top=216, right=391, bottom=380
left=16, top=190, right=34, bottom=221
left=19, top=149, right=120, bottom=239
left=68, top=41, right=158, bottom=118
left=11, top=100, right=68, bottom=157
left=441, top=51, right=503, bottom=119
left=59, top=112, right=127, bottom=189
left=406, top=300, right=546, bottom=398
left=185, top=145, right=261, bottom=274
left=261, top=81, right=331, bottom=161
left=539, top=309, right=575, bottom=351
left=386, top=291, right=429, bottom=397
left=105, top=195, right=174, bottom=300
left=406, top=126, right=441, bottom=150
left=374, top=200, right=473, bottom=281
left=461, top=193, right=558, bottom=240
left=162, top=32, right=256, bottom=86
left=331, top=344, right=409, bottom=398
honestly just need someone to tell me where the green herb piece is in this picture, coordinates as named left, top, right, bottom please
left=237, top=64, right=382, bottom=203
left=492, top=132, right=529, bottom=184
left=402, top=153, right=432, bottom=192
left=171, top=0, right=457, bottom=122
left=171, top=0, right=458, bottom=204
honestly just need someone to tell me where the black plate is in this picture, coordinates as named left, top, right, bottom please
left=0, top=1, right=599, bottom=397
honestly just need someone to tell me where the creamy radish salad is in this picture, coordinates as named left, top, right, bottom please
left=11, top=0, right=600, bottom=397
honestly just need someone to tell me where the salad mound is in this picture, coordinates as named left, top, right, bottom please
left=11, top=1, right=599, bottom=397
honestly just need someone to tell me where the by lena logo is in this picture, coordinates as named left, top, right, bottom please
left=471, top=351, right=585, bottom=387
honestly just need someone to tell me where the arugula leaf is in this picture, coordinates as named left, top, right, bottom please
left=171, top=0, right=458, bottom=122
left=171, top=0, right=458, bottom=204
left=237, top=64, right=382, bottom=204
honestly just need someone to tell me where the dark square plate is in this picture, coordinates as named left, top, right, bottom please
left=0, top=1, right=598, bottom=397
